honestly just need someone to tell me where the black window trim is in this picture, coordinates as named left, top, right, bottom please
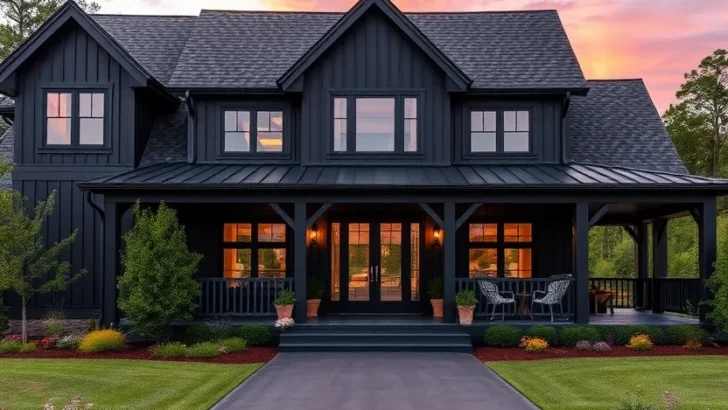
left=467, top=221, right=534, bottom=279
left=463, top=105, right=535, bottom=159
left=222, top=222, right=292, bottom=279
left=39, top=82, right=113, bottom=153
left=326, top=89, right=425, bottom=159
left=217, top=102, right=292, bottom=160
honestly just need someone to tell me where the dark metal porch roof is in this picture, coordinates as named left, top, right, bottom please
left=79, top=162, right=728, bottom=192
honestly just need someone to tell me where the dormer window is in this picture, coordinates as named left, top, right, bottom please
left=44, top=90, right=107, bottom=147
left=467, top=109, right=531, bottom=154
left=332, top=95, right=419, bottom=154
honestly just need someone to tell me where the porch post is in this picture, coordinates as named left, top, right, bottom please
left=651, top=218, right=668, bottom=314
left=443, top=202, right=456, bottom=323
left=575, top=202, right=590, bottom=324
left=294, top=201, right=308, bottom=323
left=635, top=222, right=650, bottom=309
left=698, top=199, right=717, bottom=322
left=101, top=200, right=120, bottom=328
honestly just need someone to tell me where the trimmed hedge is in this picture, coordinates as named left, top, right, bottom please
left=185, top=324, right=271, bottom=346
left=186, top=342, right=221, bottom=357
left=559, top=326, right=601, bottom=347
left=611, top=326, right=664, bottom=346
left=524, top=325, right=558, bottom=346
left=234, top=324, right=270, bottom=346
left=666, top=325, right=705, bottom=345
left=484, top=325, right=522, bottom=347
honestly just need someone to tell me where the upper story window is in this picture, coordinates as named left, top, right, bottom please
left=45, top=90, right=107, bottom=147
left=223, top=109, right=283, bottom=153
left=468, top=109, right=531, bottom=154
left=332, top=96, right=419, bottom=154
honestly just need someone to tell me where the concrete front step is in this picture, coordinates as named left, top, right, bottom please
left=279, top=343, right=473, bottom=353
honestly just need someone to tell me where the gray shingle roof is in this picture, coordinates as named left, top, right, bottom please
left=139, top=102, right=188, bottom=166
left=569, top=79, right=687, bottom=174
left=0, top=127, right=14, bottom=189
left=92, top=9, right=586, bottom=90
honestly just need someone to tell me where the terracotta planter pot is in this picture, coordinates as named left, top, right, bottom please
left=458, top=306, right=475, bottom=326
left=307, top=299, right=321, bottom=318
left=430, top=299, right=444, bottom=318
left=276, top=305, right=293, bottom=319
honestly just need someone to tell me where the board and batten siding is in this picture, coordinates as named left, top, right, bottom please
left=301, top=9, right=450, bottom=165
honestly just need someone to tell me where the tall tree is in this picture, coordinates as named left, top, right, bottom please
left=664, top=49, right=728, bottom=177
left=0, top=0, right=100, bottom=61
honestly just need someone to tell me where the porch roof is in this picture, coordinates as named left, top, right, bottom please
left=79, top=162, right=728, bottom=192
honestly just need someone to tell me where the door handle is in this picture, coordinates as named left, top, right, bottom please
left=370, top=266, right=374, bottom=283
left=375, top=266, right=380, bottom=283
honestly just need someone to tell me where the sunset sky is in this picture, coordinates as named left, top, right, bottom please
left=97, top=0, right=728, bottom=113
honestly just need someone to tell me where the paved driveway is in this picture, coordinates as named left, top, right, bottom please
left=212, top=353, right=537, bottom=410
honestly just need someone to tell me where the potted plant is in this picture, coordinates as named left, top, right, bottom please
left=273, top=290, right=295, bottom=319
left=428, top=277, right=444, bottom=318
left=307, top=277, right=324, bottom=318
left=455, top=289, right=478, bottom=325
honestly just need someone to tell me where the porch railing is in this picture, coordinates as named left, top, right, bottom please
left=658, top=278, right=701, bottom=315
left=589, top=277, right=701, bottom=316
left=198, top=277, right=294, bottom=316
left=455, top=278, right=576, bottom=320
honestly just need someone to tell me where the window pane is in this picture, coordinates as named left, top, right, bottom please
left=47, top=118, right=71, bottom=145
left=404, top=119, right=417, bottom=152
left=469, top=223, right=497, bottom=242
left=259, top=223, right=286, bottom=242
left=334, top=98, right=347, bottom=118
left=471, top=132, right=496, bottom=152
left=517, top=111, right=529, bottom=131
left=349, top=223, right=370, bottom=301
left=224, top=249, right=252, bottom=279
left=356, top=98, right=394, bottom=152
left=259, top=249, right=286, bottom=278
left=223, top=223, right=252, bottom=242
left=80, top=93, right=92, bottom=117
left=380, top=223, right=402, bottom=302
left=92, top=93, right=104, bottom=117
left=469, top=248, right=497, bottom=278
left=258, top=132, right=283, bottom=152
left=224, top=132, right=250, bottom=152
left=238, top=111, right=250, bottom=131
left=224, top=111, right=237, bottom=131
left=79, top=118, right=104, bottom=145
left=505, top=248, right=532, bottom=278
left=504, top=111, right=516, bottom=132
left=504, top=223, right=532, bottom=242
left=404, top=98, right=417, bottom=118
left=331, top=223, right=341, bottom=301
left=411, top=223, right=420, bottom=301
left=504, top=132, right=529, bottom=152
left=257, top=111, right=270, bottom=131
left=471, top=111, right=482, bottom=132
left=334, top=119, right=347, bottom=152
left=270, top=111, right=283, bottom=132
left=484, top=111, right=496, bottom=132
left=47, top=93, right=59, bottom=117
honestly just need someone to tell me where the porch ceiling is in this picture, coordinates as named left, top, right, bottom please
left=78, top=162, right=728, bottom=193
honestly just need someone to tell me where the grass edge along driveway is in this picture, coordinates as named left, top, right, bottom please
left=0, top=359, right=261, bottom=410
left=487, top=356, right=728, bottom=410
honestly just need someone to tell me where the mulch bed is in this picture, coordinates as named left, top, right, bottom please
left=475, top=345, right=728, bottom=362
left=1, top=344, right=278, bottom=364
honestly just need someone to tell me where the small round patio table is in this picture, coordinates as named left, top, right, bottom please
left=516, top=293, right=531, bottom=318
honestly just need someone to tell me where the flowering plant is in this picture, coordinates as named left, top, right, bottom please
left=519, top=336, right=548, bottom=353
left=592, top=341, right=612, bottom=352
left=682, top=339, right=702, bottom=350
left=575, top=340, right=592, bottom=351
left=275, top=318, right=295, bottom=329
left=3, top=334, right=21, bottom=342
left=626, top=334, right=653, bottom=351
left=39, top=335, right=61, bottom=350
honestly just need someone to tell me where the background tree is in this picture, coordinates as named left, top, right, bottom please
left=118, top=201, right=202, bottom=341
left=0, top=0, right=101, bottom=61
left=0, top=157, right=85, bottom=342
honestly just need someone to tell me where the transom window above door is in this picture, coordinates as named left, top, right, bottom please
left=468, top=109, right=531, bottom=154
left=223, top=109, right=284, bottom=153
left=332, top=95, right=419, bottom=154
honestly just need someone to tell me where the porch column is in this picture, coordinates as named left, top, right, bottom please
left=698, top=199, right=717, bottom=322
left=294, top=201, right=308, bottom=323
left=651, top=218, right=668, bottom=314
left=635, top=222, right=650, bottom=309
left=443, top=202, right=456, bottom=323
left=101, top=200, right=120, bottom=328
left=574, top=201, right=590, bottom=324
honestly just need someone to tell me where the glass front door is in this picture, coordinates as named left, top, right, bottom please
left=330, top=220, right=421, bottom=313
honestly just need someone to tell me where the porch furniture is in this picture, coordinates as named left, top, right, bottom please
left=589, top=289, right=614, bottom=315
left=477, top=281, right=516, bottom=321
left=531, top=276, right=571, bottom=322
left=516, top=293, right=531, bottom=317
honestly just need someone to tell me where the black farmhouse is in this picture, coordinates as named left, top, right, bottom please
left=1, top=0, right=727, bottom=342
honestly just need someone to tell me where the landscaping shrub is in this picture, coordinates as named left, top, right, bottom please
left=273, top=290, right=295, bottom=306
left=524, top=325, right=558, bottom=345
left=39, top=335, right=60, bottom=349
left=56, top=334, right=82, bottom=350
left=151, top=342, right=188, bottom=357
left=520, top=336, right=548, bottom=353
left=592, top=341, right=612, bottom=352
left=612, top=326, right=664, bottom=346
left=626, top=334, right=654, bottom=351
left=184, top=324, right=213, bottom=343
left=575, top=340, right=592, bottom=351
left=42, top=318, right=65, bottom=337
left=0, top=303, right=9, bottom=335
left=217, top=338, right=247, bottom=353
left=559, top=326, right=600, bottom=347
left=665, top=325, right=705, bottom=345
left=186, top=342, right=221, bottom=357
left=79, top=329, right=126, bottom=353
left=683, top=339, right=703, bottom=350
left=484, top=325, right=522, bottom=347
left=206, top=318, right=234, bottom=340
left=427, top=277, right=444, bottom=299
left=0, top=340, right=36, bottom=354
left=234, top=324, right=270, bottom=346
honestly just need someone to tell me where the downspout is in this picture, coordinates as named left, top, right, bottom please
left=185, top=91, right=196, bottom=164
left=86, top=191, right=105, bottom=323
left=561, top=91, right=571, bottom=163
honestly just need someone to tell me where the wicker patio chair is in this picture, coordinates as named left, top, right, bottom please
left=478, top=281, right=516, bottom=321
left=531, top=276, right=572, bottom=322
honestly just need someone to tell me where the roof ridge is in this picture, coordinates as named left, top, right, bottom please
left=196, top=9, right=558, bottom=15
left=93, top=13, right=198, bottom=18
left=406, top=9, right=558, bottom=14
left=587, top=78, right=644, bottom=83
left=200, top=9, right=344, bottom=15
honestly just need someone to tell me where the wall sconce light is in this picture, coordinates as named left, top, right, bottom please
left=433, top=229, right=442, bottom=246
left=310, top=224, right=319, bottom=246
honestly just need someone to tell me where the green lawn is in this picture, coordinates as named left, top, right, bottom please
left=0, top=359, right=261, bottom=410
left=488, top=356, right=728, bottom=410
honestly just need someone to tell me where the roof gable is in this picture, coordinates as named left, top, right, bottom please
left=277, top=0, right=472, bottom=91
left=0, top=1, right=157, bottom=94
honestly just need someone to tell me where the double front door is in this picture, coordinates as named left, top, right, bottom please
left=330, top=220, right=422, bottom=313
